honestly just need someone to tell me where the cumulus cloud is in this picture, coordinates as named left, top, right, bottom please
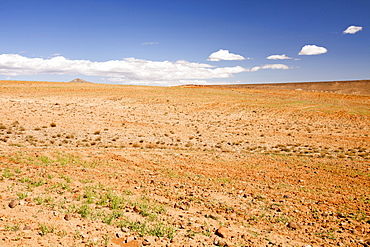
left=298, top=45, right=328, bottom=55
left=249, top=64, right=291, bottom=72
left=0, top=54, right=246, bottom=86
left=208, top=49, right=247, bottom=61
left=343, top=25, right=363, bottom=34
left=266, top=54, right=293, bottom=60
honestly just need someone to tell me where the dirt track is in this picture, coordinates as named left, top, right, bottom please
left=0, top=80, right=369, bottom=246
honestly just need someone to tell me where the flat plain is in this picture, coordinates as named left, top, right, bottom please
left=0, top=80, right=369, bottom=246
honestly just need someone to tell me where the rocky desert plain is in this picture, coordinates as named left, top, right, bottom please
left=0, top=79, right=369, bottom=247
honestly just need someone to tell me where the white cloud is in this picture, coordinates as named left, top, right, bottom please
left=266, top=54, right=293, bottom=60
left=0, top=54, right=246, bottom=86
left=343, top=25, right=363, bottom=34
left=141, top=42, right=158, bottom=45
left=298, top=45, right=328, bottom=55
left=250, top=64, right=291, bottom=72
left=208, top=49, right=247, bottom=61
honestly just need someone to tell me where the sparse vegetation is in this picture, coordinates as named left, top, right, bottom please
left=0, top=80, right=368, bottom=246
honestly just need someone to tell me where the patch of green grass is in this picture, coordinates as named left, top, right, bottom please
left=118, top=218, right=176, bottom=240
left=31, top=179, right=45, bottom=187
left=250, top=215, right=259, bottom=223
left=34, top=196, right=54, bottom=205
left=2, top=168, right=14, bottom=178
left=74, top=230, right=82, bottom=240
left=14, top=168, right=22, bottom=174
left=34, top=197, right=44, bottom=205
left=148, top=222, right=176, bottom=239
left=56, top=229, right=67, bottom=237
left=80, top=178, right=93, bottom=183
left=102, top=234, right=111, bottom=247
left=102, top=210, right=124, bottom=225
left=19, top=177, right=31, bottom=183
left=78, top=204, right=92, bottom=218
left=132, top=196, right=166, bottom=221
left=351, top=210, right=368, bottom=222
left=5, top=223, right=20, bottom=232
left=83, top=186, right=98, bottom=204
left=315, top=230, right=336, bottom=240
left=60, top=174, right=72, bottom=183
left=39, top=223, right=54, bottom=236
left=215, top=177, right=232, bottom=184
left=17, top=191, right=28, bottom=200
left=38, top=155, right=54, bottom=166
left=273, top=216, right=289, bottom=224
left=103, top=191, right=126, bottom=210
left=122, top=189, right=132, bottom=195
left=49, top=182, right=70, bottom=191
left=201, top=222, right=213, bottom=237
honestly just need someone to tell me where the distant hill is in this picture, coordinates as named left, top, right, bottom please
left=186, top=80, right=370, bottom=95
left=69, top=78, right=91, bottom=83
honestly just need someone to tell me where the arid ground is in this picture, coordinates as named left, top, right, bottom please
left=0, top=80, right=369, bottom=247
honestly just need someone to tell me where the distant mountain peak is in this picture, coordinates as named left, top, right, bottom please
left=70, top=78, right=91, bottom=83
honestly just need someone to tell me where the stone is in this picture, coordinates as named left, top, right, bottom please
left=23, top=225, right=31, bottom=230
left=64, top=214, right=71, bottom=221
left=9, top=200, right=19, bottom=208
left=209, top=214, right=219, bottom=220
left=143, top=236, right=156, bottom=245
left=142, top=239, right=151, bottom=245
left=215, top=226, right=229, bottom=238
left=287, top=222, right=300, bottom=230
left=126, top=236, right=136, bottom=243
left=121, top=227, right=130, bottom=232
left=213, top=237, right=228, bottom=246
left=133, top=206, right=140, bottom=212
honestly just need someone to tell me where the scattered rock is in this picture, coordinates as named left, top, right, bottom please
left=208, top=214, right=219, bottom=220
left=133, top=206, right=140, bottom=213
left=287, top=222, right=300, bottom=230
left=23, top=225, right=31, bottom=230
left=215, top=226, right=230, bottom=238
left=142, top=238, right=151, bottom=246
left=8, top=200, right=19, bottom=208
left=121, top=227, right=130, bottom=232
left=126, top=236, right=136, bottom=243
left=64, top=214, right=71, bottom=221
left=213, top=236, right=229, bottom=246
left=143, top=236, right=156, bottom=245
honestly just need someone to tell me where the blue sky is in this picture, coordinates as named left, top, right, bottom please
left=0, top=0, right=369, bottom=86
